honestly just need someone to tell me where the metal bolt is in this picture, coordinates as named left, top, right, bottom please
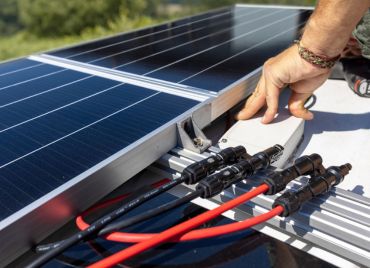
left=193, top=138, right=203, bottom=147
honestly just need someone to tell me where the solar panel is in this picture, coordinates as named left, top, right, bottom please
left=47, top=6, right=311, bottom=92
left=0, top=82, right=198, bottom=220
left=0, top=60, right=63, bottom=89
left=49, top=7, right=239, bottom=59
left=0, top=5, right=312, bottom=266
left=0, top=59, right=203, bottom=265
left=0, top=58, right=42, bottom=76
left=0, top=60, right=200, bottom=222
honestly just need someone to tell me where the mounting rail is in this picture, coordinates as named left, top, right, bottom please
left=151, top=147, right=370, bottom=268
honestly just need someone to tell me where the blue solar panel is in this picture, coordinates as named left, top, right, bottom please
left=0, top=6, right=315, bottom=266
left=0, top=62, right=199, bottom=221
left=0, top=59, right=42, bottom=76
left=0, top=70, right=92, bottom=109
left=50, top=7, right=236, bottom=60
left=0, top=5, right=312, bottom=225
left=47, top=7, right=310, bottom=92
left=0, top=62, right=63, bottom=89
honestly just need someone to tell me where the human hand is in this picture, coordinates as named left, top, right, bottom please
left=236, top=44, right=331, bottom=124
left=341, top=36, right=362, bottom=58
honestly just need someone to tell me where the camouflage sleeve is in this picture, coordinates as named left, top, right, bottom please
left=353, top=10, right=370, bottom=59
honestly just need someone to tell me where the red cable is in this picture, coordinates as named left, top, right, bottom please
left=88, top=184, right=282, bottom=268
left=80, top=178, right=170, bottom=216
left=76, top=183, right=277, bottom=242
left=78, top=203, right=282, bottom=242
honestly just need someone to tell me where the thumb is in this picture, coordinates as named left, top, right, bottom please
left=288, top=72, right=330, bottom=120
left=288, top=91, right=314, bottom=120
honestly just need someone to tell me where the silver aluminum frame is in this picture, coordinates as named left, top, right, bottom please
left=30, top=53, right=262, bottom=124
left=29, top=54, right=215, bottom=101
left=2, top=4, right=314, bottom=265
left=235, top=3, right=314, bottom=10
left=153, top=148, right=370, bottom=268
left=0, top=88, right=211, bottom=267
left=30, top=4, right=312, bottom=123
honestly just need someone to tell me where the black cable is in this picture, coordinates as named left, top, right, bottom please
left=28, top=176, right=187, bottom=268
left=99, top=145, right=284, bottom=235
left=100, top=190, right=201, bottom=235
left=30, top=146, right=247, bottom=267
left=41, top=190, right=202, bottom=249
left=304, top=94, right=317, bottom=110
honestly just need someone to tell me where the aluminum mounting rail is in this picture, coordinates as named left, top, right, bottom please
left=151, top=147, right=370, bottom=268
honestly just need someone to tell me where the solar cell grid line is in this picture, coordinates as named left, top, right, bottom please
left=0, top=65, right=68, bottom=91
left=153, top=12, right=309, bottom=90
left=0, top=97, right=144, bottom=206
left=0, top=59, right=43, bottom=77
left=121, top=9, right=308, bottom=92
left=0, top=78, right=123, bottom=132
left=0, top=69, right=92, bottom=107
left=82, top=8, right=280, bottom=70
left=0, top=87, right=160, bottom=169
left=72, top=8, right=291, bottom=85
left=50, top=6, right=238, bottom=59
left=177, top=22, right=309, bottom=91
left=66, top=8, right=256, bottom=63
left=0, top=91, right=200, bottom=222
left=122, top=10, right=306, bottom=84
left=0, top=75, right=92, bottom=109
left=4, top=9, right=304, bottom=144
left=178, top=19, right=307, bottom=88
left=81, top=7, right=264, bottom=65
left=18, top=9, right=306, bottom=130
left=32, top=7, right=310, bottom=95
left=7, top=156, right=61, bottom=191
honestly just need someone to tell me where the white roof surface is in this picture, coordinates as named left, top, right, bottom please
left=295, top=79, right=370, bottom=198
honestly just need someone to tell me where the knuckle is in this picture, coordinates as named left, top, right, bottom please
left=263, top=60, right=273, bottom=75
left=263, top=61, right=284, bottom=88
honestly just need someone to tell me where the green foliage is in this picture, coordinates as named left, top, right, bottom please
left=0, top=14, right=167, bottom=61
left=0, top=0, right=317, bottom=61
left=0, top=0, right=20, bottom=35
left=17, top=0, right=162, bottom=37
left=18, top=0, right=123, bottom=36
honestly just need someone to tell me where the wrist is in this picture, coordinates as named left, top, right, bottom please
left=294, top=40, right=339, bottom=69
left=301, top=18, right=347, bottom=58
left=301, top=17, right=351, bottom=58
left=299, top=39, right=341, bottom=59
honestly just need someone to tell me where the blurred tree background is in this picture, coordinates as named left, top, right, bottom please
left=0, top=0, right=316, bottom=61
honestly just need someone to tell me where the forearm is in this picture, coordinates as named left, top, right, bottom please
left=302, top=0, right=370, bottom=57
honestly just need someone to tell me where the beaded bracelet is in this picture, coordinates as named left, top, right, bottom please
left=294, top=40, right=340, bottom=69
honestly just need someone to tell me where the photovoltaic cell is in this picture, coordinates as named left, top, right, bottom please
left=0, top=59, right=42, bottom=76
left=50, top=7, right=238, bottom=59
left=48, top=7, right=311, bottom=92
left=0, top=63, right=63, bottom=89
left=0, top=62, right=199, bottom=221
left=0, top=69, right=91, bottom=108
left=1, top=6, right=316, bottom=265
left=0, top=6, right=312, bottom=223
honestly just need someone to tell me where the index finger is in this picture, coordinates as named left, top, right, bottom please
left=261, top=78, right=281, bottom=124
left=236, top=77, right=266, bottom=120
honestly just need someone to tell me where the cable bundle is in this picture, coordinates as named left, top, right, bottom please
left=29, top=145, right=351, bottom=268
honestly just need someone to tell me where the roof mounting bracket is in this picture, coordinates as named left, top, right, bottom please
left=177, top=117, right=211, bottom=153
